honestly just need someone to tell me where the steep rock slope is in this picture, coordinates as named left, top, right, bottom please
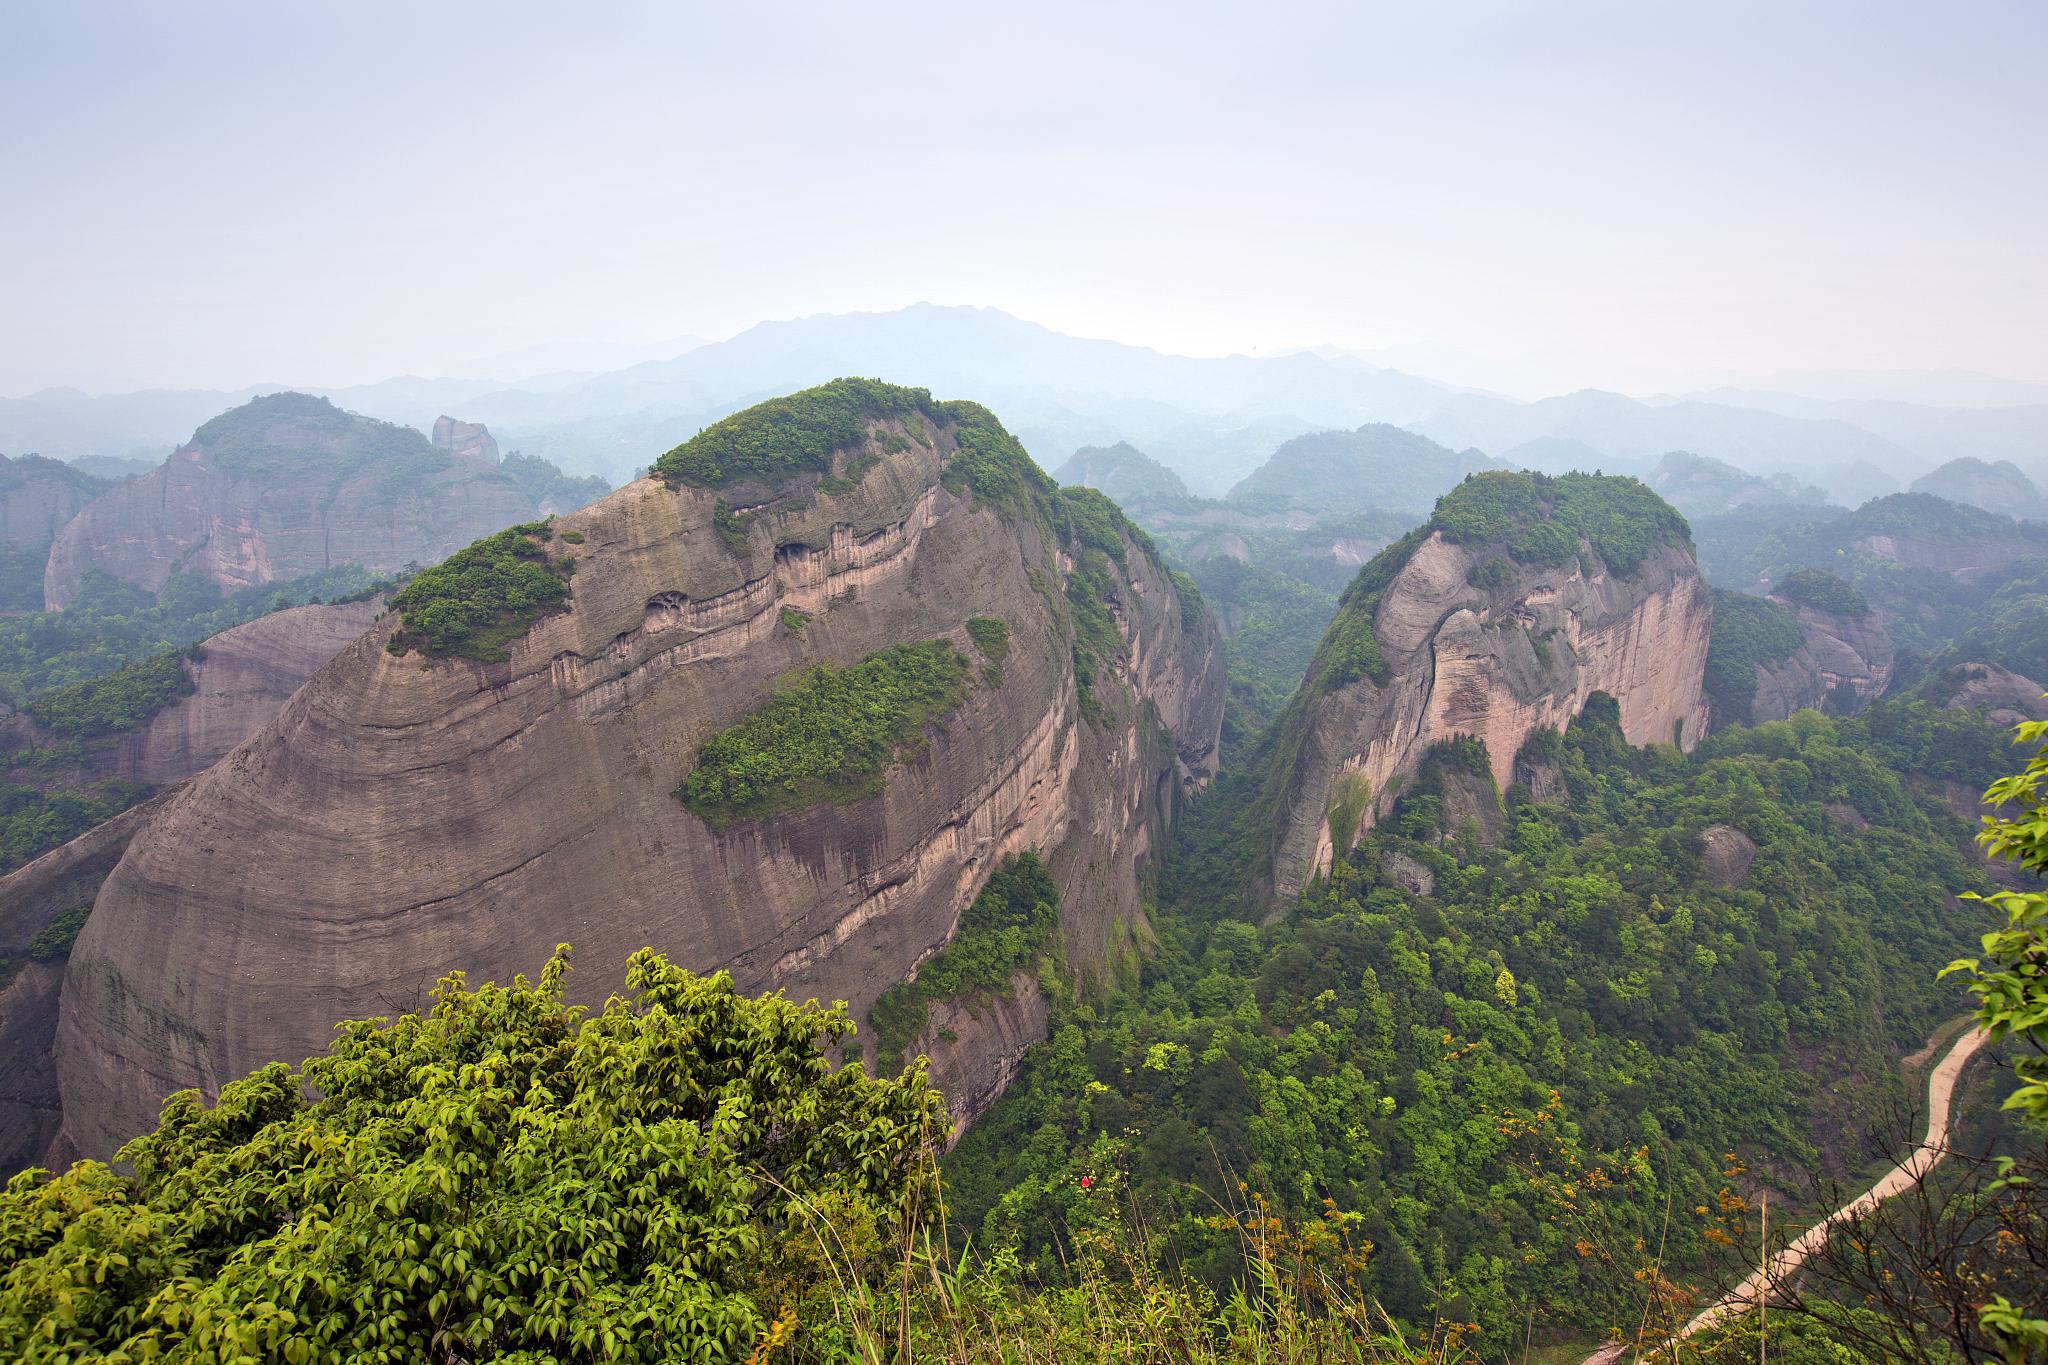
left=1265, top=472, right=1710, bottom=898
left=42, top=394, right=546, bottom=609
left=0, top=454, right=104, bottom=556
left=55, top=382, right=1223, bottom=1157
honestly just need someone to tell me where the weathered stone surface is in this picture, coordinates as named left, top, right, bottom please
left=1271, top=532, right=1712, bottom=898
left=54, top=412, right=1225, bottom=1158
left=43, top=394, right=540, bottom=609
left=1750, top=603, right=1894, bottom=723
left=1382, top=850, right=1434, bottom=897
left=432, top=416, right=501, bottom=468
left=917, top=970, right=1050, bottom=1146
left=1942, top=661, right=2048, bottom=728
left=1699, top=824, right=1758, bottom=888
left=1, top=598, right=385, bottom=796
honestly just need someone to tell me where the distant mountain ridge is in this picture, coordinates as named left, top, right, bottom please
left=4, top=304, right=2033, bottom=503
left=1226, top=423, right=1504, bottom=515
left=1909, top=456, right=2048, bottom=521
left=42, top=394, right=604, bottom=610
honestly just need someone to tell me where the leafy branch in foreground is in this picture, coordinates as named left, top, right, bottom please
left=0, top=947, right=945, bottom=1363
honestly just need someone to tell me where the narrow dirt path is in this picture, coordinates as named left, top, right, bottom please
left=1582, top=1023, right=1992, bottom=1363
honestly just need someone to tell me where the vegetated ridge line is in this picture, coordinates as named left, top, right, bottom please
left=1584, top=1022, right=1992, bottom=1362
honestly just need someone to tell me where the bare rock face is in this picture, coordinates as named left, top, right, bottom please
left=1270, top=503, right=1711, bottom=899
left=0, top=791, right=179, bottom=1174
left=916, top=970, right=1049, bottom=1145
left=43, top=394, right=538, bottom=609
left=432, top=416, right=501, bottom=468
left=55, top=400, right=1224, bottom=1158
left=1699, top=824, right=1758, bottom=887
left=1942, top=661, right=2048, bottom=728
left=1750, top=603, right=1894, bottom=723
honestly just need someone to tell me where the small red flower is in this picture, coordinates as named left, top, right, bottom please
left=1080, top=1175, right=1094, bottom=1189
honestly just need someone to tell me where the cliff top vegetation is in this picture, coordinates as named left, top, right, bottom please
left=653, top=378, right=939, bottom=489
left=388, top=521, right=572, bottom=662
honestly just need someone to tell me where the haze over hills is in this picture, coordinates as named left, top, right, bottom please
left=11, top=305, right=2043, bottom=509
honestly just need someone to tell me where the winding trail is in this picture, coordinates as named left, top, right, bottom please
left=1583, top=1023, right=1992, bottom=1363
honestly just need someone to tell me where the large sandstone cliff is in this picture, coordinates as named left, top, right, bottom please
left=55, top=398, right=1223, bottom=1157
left=1268, top=491, right=1711, bottom=900
left=42, top=394, right=541, bottom=609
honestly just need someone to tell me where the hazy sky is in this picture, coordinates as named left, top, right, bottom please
left=4, top=1, right=2044, bottom=398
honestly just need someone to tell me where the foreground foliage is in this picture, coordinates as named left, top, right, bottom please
left=0, top=949, right=944, bottom=1363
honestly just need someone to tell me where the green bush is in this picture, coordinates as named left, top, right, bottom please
left=652, top=378, right=937, bottom=488
left=869, top=854, right=1060, bottom=1071
left=1774, top=566, right=1869, bottom=616
left=25, top=649, right=192, bottom=740
left=0, top=948, right=944, bottom=1364
left=966, top=616, right=1010, bottom=660
left=935, top=400, right=1058, bottom=512
left=389, top=522, right=571, bottom=662
left=678, top=640, right=971, bottom=829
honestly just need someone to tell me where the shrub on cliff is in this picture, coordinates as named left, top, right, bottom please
left=388, top=521, right=571, bottom=662
left=868, top=853, right=1061, bottom=1071
left=678, top=639, right=971, bottom=828
left=653, top=378, right=938, bottom=488
left=0, top=948, right=946, bottom=1364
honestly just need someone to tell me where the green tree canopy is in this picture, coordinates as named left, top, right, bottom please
left=0, top=948, right=945, bottom=1363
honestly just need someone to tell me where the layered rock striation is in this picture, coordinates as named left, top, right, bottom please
left=42, top=394, right=544, bottom=609
left=55, top=383, right=1223, bottom=1157
left=1266, top=472, right=1711, bottom=899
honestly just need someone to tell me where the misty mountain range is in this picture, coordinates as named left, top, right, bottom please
left=2, top=304, right=2042, bottom=506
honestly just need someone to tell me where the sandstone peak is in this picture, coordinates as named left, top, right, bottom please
left=41, top=396, right=576, bottom=610
left=54, top=386, right=1225, bottom=1157
left=1264, top=470, right=1709, bottom=897
left=431, top=415, right=501, bottom=467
